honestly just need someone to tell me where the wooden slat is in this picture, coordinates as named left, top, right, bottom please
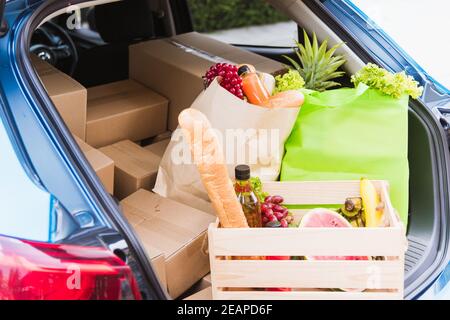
left=263, top=180, right=387, bottom=205
left=209, top=224, right=404, bottom=256
left=213, top=289, right=402, bottom=300
left=212, top=259, right=403, bottom=289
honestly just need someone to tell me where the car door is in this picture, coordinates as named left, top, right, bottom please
left=301, top=0, right=450, bottom=300
left=0, top=0, right=166, bottom=299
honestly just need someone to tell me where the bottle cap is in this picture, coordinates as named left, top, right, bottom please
left=235, top=164, right=250, bottom=180
left=237, top=65, right=251, bottom=76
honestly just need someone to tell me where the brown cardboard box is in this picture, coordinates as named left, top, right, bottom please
left=143, top=138, right=170, bottom=158
left=74, top=136, right=114, bottom=194
left=147, top=247, right=167, bottom=290
left=184, top=287, right=212, bottom=300
left=86, top=79, right=168, bottom=148
left=129, top=32, right=285, bottom=131
left=32, top=55, right=87, bottom=139
left=121, top=189, right=216, bottom=298
left=100, top=140, right=161, bottom=200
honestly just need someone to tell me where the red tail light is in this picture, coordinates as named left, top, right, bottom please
left=0, top=234, right=142, bottom=300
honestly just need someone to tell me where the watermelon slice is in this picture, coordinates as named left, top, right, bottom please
left=299, top=208, right=369, bottom=261
left=299, top=208, right=369, bottom=292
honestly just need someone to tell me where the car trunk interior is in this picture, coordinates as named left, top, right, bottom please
left=28, top=0, right=448, bottom=299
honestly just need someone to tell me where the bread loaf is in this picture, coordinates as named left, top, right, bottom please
left=178, top=109, right=248, bottom=228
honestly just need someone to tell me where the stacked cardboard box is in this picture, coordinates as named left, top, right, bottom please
left=86, top=79, right=168, bottom=148
left=74, top=136, right=114, bottom=194
left=121, top=189, right=216, bottom=298
left=130, top=32, right=285, bottom=131
left=143, top=138, right=170, bottom=158
left=100, top=140, right=162, bottom=200
left=32, top=55, right=87, bottom=140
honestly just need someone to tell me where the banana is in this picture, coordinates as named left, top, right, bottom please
left=360, top=178, right=384, bottom=227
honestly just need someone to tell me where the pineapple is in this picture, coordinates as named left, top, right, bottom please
left=283, top=30, right=346, bottom=91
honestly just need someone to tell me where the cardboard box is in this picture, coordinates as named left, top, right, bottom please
left=147, top=247, right=167, bottom=290
left=74, top=136, right=114, bottom=194
left=100, top=140, right=162, bottom=200
left=143, top=138, right=170, bottom=158
left=121, top=189, right=216, bottom=298
left=129, top=32, right=285, bottom=130
left=86, top=79, right=168, bottom=148
left=184, top=287, right=212, bottom=300
left=32, top=55, right=87, bottom=139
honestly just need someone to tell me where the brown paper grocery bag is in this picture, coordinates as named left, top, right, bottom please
left=153, top=79, right=300, bottom=214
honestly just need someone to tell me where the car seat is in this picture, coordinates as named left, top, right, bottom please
left=73, top=0, right=163, bottom=87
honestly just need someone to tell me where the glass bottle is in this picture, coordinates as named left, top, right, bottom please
left=237, top=65, right=270, bottom=105
left=234, top=164, right=262, bottom=228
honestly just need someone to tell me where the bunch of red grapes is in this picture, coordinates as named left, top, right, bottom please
left=203, top=63, right=244, bottom=99
left=261, top=195, right=293, bottom=228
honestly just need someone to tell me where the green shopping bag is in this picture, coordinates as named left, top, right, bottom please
left=280, top=83, right=409, bottom=226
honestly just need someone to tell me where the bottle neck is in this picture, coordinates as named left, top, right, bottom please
left=235, top=179, right=251, bottom=193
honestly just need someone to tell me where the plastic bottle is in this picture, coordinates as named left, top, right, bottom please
left=234, top=165, right=262, bottom=228
left=238, top=65, right=270, bottom=105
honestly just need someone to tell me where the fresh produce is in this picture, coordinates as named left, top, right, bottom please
left=273, top=69, right=305, bottom=94
left=249, top=176, right=268, bottom=202
left=299, top=208, right=369, bottom=261
left=338, top=197, right=365, bottom=227
left=341, top=197, right=362, bottom=218
left=300, top=208, right=351, bottom=229
left=178, top=108, right=248, bottom=228
left=259, top=72, right=276, bottom=95
left=203, top=63, right=244, bottom=99
left=238, top=65, right=270, bottom=105
left=261, top=194, right=295, bottom=228
left=360, top=178, right=385, bottom=227
left=283, top=29, right=346, bottom=91
left=203, top=63, right=304, bottom=108
left=351, top=63, right=423, bottom=99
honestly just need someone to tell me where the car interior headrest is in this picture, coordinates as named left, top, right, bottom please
left=94, top=0, right=156, bottom=43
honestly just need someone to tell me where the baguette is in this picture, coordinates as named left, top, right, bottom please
left=178, top=109, right=248, bottom=228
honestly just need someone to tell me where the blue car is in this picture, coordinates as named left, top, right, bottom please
left=0, top=0, right=449, bottom=300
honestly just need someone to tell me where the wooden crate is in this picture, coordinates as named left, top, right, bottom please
left=208, top=180, right=407, bottom=300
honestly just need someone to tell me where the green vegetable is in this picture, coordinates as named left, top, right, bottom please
left=351, top=63, right=423, bottom=99
left=250, top=176, right=268, bottom=202
left=273, top=69, right=305, bottom=93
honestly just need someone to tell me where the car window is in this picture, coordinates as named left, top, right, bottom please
left=187, top=0, right=298, bottom=47
left=0, top=115, right=51, bottom=242
left=350, top=0, right=450, bottom=90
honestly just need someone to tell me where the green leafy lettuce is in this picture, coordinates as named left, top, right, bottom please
left=273, top=69, right=305, bottom=94
left=250, top=176, right=268, bottom=202
left=351, top=63, right=423, bottom=99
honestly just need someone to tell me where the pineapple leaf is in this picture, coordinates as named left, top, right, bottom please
left=317, top=81, right=342, bottom=91
left=284, top=29, right=347, bottom=91
left=283, top=55, right=301, bottom=72
left=321, top=71, right=346, bottom=81
left=312, top=32, right=319, bottom=62
left=303, top=30, right=314, bottom=66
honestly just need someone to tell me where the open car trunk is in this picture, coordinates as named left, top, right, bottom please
left=25, top=0, right=450, bottom=300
